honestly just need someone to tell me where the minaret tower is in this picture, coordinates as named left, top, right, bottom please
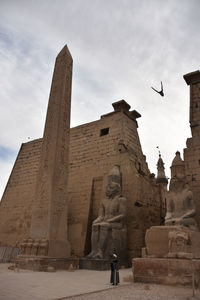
left=156, top=152, right=168, bottom=223
left=156, top=154, right=168, bottom=184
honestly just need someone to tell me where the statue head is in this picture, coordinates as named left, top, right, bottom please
left=106, top=165, right=121, bottom=198
left=106, top=181, right=121, bottom=198
left=169, top=176, right=186, bottom=192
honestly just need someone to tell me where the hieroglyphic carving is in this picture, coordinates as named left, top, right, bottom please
left=167, top=230, right=192, bottom=258
left=28, top=46, right=72, bottom=257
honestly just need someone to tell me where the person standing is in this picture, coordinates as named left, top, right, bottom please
left=110, top=252, right=119, bottom=285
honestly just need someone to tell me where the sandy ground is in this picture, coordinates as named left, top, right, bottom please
left=0, top=263, right=199, bottom=300
left=65, top=283, right=200, bottom=300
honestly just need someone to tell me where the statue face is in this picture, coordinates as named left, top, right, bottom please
left=106, top=182, right=120, bottom=198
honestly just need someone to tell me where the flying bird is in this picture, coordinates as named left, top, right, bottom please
left=151, top=81, right=164, bottom=97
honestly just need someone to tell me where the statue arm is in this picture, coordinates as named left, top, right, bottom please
left=181, top=209, right=195, bottom=219
left=107, top=215, right=123, bottom=223
left=93, top=204, right=105, bottom=224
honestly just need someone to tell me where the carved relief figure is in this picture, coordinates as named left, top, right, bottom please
left=168, top=230, right=190, bottom=257
left=87, top=165, right=127, bottom=260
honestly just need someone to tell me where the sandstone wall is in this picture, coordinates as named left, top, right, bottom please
left=184, top=73, right=200, bottom=228
left=0, top=139, right=42, bottom=246
left=0, top=110, right=163, bottom=261
left=118, top=114, right=162, bottom=258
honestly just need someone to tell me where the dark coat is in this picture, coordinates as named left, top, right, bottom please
left=110, top=258, right=120, bottom=285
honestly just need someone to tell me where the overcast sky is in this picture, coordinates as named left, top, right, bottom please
left=0, top=0, right=200, bottom=198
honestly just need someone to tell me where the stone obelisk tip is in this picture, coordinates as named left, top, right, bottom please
left=56, top=44, right=72, bottom=61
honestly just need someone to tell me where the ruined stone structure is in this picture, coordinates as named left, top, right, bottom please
left=184, top=71, right=200, bottom=228
left=0, top=46, right=166, bottom=267
left=133, top=149, right=200, bottom=286
left=133, top=71, right=200, bottom=286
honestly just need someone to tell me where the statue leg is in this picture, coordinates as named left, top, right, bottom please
left=94, top=225, right=111, bottom=259
left=86, top=224, right=99, bottom=258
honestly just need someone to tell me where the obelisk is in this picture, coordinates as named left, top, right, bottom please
left=29, top=45, right=72, bottom=257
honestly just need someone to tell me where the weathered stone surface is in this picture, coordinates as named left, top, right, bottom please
left=135, top=143, right=200, bottom=287
left=79, top=258, right=110, bottom=270
left=29, top=45, right=72, bottom=258
left=184, top=70, right=200, bottom=229
left=133, top=257, right=200, bottom=286
left=15, top=255, right=79, bottom=271
left=145, top=225, right=200, bottom=259
left=86, top=165, right=127, bottom=264
left=0, top=140, right=42, bottom=246
left=165, top=151, right=197, bottom=230
left=0, top=102, right=164, bottom=263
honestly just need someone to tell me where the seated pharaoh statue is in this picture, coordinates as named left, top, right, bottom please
left=87, top=165, right=127, bottom=260
left=165, top=151, right=197, bottom=230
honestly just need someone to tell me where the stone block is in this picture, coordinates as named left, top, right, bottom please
left=79, top=258, right=110, bottom=270
left=145, top=225, right=200, bottom=258
left=15, top=255, right=79, bottom=271
left=133, top=257, right=200, bottom=286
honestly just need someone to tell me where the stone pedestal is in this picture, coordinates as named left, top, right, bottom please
left=133, top=225, right=200, bottom=286
left=79, top=258, right=110, bottom=270
left=133, top=257, right=200, bottom=286
left=15, top=255, right=79, bottom=272
left=144, top=225, right=200, bottom=259
left=79, top=257, right=128, bottom=270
